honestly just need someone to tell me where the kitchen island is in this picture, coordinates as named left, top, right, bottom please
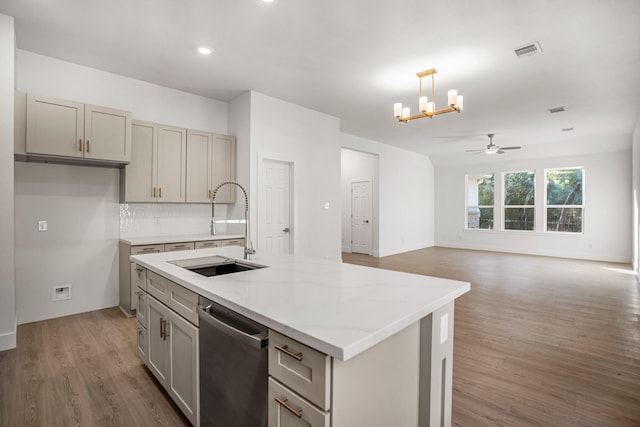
left=131, top=246, right=470, bottom=427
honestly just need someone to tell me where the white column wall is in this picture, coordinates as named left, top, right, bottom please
left=248, top=92, right=342, bottom=261
left=0, top=14, right=16, bottom=351
left=632, top=116, right=640, bottom=272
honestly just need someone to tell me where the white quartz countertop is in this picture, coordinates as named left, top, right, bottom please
left=120, top=233, right=245, bottom=246
left=131, top=247, right=470, bottom=361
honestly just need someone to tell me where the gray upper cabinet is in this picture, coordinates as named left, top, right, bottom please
left=26, top=94, right=131, bottom=163
left=186, top=130, right=236, bottom=203
left=123, top=120, right=187, bottom=203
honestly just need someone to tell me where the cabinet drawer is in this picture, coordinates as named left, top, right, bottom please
left=195, top=240, right=220, bottom=249
left=164, top=242, right=195, bottom=252
left=131, top=244, right=164, bottom=255
left=220, top=239, right=245, bottom=247
left=147, top=270, right=169, bottom=304
left=167, top=281, right=199, bottom=326
left=268, top=330, right=331, bottom=411
left=268, top=378, right=329, bottom=427
left=136, top=320, right=148, bottom=364
left=132, top=263, right=147, bottom=290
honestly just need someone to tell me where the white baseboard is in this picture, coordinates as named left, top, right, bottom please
left=0, top=318, right=17, bottom=351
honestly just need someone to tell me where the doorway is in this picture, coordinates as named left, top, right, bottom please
left=351, top=179, right=372, bottom=255
left=258, top=158, right=292, bottom=255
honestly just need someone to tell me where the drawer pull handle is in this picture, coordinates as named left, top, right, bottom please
left=275, top=344, right=303, bottom=361
left=274, top=397, right=302, bottom=418
left=78, top=138, right=83, bottom=152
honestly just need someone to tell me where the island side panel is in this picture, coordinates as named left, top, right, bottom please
left=419, top=301, right=455, bottom=427
left=331, top=322, right=421, bottom=427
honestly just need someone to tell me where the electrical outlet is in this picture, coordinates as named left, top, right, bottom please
left=38, top=220, right=48, bottom=232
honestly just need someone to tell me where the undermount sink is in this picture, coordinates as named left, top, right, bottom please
left=170, top=255, right=266, bottom=277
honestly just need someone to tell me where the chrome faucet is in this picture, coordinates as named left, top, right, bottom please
left=211, top=181, right=256, bottom=259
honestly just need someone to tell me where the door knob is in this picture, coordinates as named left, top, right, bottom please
left=282, top=227, right=290, bottom=233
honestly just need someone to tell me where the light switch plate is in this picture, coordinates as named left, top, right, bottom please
left=38, top=220, right=48, bottom=232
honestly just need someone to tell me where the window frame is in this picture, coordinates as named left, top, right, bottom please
left=502, top=169, right=536, bottom=232
left=465, top=173, right=495, bottom=230
left=544, top=166, right=585, bottom=234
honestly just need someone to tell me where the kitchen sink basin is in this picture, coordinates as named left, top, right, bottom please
left=170, top=255, right=266, bottom=277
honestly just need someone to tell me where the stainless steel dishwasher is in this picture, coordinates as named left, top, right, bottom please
left=198, top=296, right=269, bottom=427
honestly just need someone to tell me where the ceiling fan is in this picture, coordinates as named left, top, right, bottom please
left=466, top=134, right=521, bottom=155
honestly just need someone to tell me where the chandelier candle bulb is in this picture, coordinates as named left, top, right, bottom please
left=448, top=90, right=458, bottom=106
left=419, top=96, right=428, bottom=113
left=457, top=95, right=464, bottom=110
left=402, top=107, right=410, bottom=119
left=427, top=102, right=434, bottom=113
left=394, top=103, right=402, bottom=118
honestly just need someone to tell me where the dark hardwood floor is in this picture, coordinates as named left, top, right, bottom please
left=0, top=307, right=190, bottom=427
left=1, top=247, right=638, bottom=426
left=343, top=247, right=640, bottom=427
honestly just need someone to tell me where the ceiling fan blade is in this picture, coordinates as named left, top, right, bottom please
left=465, top=149, right=484, bottom=153
left=500, top=146, right=521, bottom=150
left=497, top=150, right=505, bottom=154
left=472, top=151, right=485, bottom=155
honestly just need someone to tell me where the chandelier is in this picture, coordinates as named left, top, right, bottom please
left=393, top=68, right=463, bottom=122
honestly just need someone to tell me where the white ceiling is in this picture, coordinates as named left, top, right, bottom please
left=2, top=0, right=640, bottom=163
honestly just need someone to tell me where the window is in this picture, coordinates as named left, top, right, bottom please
left=545, top=167, right=583, bottom=233
left=504, top=171, right=535, bottom=231
left=466, top=174, right=494, bottom=229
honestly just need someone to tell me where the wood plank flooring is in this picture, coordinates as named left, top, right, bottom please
left=0, top=308, right=190, bottom=427
left=343, top=247, right=640, bottom=427
left=1, top=247, right=638, bottom=426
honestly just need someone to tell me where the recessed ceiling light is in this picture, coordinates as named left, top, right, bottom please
left=262, top=0, right=275, bottom=3
left=197, top=47, right=212, bottom=55
left=549, top=106, right=566, bottom=114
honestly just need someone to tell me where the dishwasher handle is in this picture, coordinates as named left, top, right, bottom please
left=198, top=305, right=268, bottom=349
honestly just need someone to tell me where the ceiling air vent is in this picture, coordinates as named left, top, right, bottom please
left=549, top=106, right=565, bottom=114
left=562, top=127, right=574, bottom=132
left=514, top=41, right=542, bottom=58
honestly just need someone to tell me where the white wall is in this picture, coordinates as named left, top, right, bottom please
left=247, top=92, right=342, bottom=260
left=434, top=149, right=632, bottom=263
left=632, top=116, right=640, bottom=272
left=341, top=133, right=435, bottom=257
left=15, top=163, right=120, bottom=324
left=15, top=50, right=231, bottom=323
left=341, top=148, right=379, bottom=254
left=0, top=14, right=16, bottom=351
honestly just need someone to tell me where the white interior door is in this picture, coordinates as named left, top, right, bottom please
left=260, top=159, right=292, bottom=254
left=351, top=180, right=372, bottom=255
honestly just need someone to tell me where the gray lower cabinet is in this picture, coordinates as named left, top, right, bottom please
left=146, top=292, right=199, bottom=426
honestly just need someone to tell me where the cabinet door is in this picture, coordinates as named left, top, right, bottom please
left=136, top=321, right=148, bottom=364
left=26, top=94, right=84, bottom=158
left=125, top=120, right=158, bottom=202
left=186, top=129, right=213, bottom=203
left=84, top=104, right=132, bottom=162
left=147, top=296, right=170, bottom=387
left=157, top=125, right=187, bottom=202
left=135, top=288, right=148, bottom=328
left=211, top=134, right=236, bottom=203
left=168, top=313, right=199, bottom=425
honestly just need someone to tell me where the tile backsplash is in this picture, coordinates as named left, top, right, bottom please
left=120, top=203, right=233, bottom=237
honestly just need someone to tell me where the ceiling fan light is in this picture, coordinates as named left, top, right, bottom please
left=393, top=103, right=402, bottom=118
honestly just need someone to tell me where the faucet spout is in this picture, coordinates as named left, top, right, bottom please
left=211, top=181, right=255, bottom=259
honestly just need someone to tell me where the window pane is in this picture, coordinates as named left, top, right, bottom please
left=504, top=207, right=534, bottom=230
left=479, top=208, right=494, bottom=229
left=504, top=172, right=535, bottom=206
left=546, top=169, right=583, bottom=205
left=467, top=207, right=494, bottom=229
left=478, top=176, right=494, bottom=205
left=547, top=207, right=582, bottom=232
